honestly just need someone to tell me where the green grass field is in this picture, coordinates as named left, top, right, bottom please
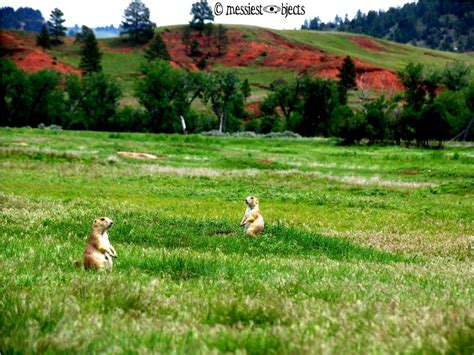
left=0, top=128, right=473, bottom=353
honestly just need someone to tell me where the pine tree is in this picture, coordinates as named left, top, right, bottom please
left=47, top=8, right=66, bottom=45
left=190, top=0, right=214, bottom=34
left=144, top=33, right=171, bottom=62
left=182, top=26, right=192, bottom=54
left=190, top=39, right=201, bottom=57
left=338, top=56, right=357, bottom=90
left=241, top=78, right=251, bottom=102
left=216, top=24, right=228, bottom=56
left=36, top=24, right=51, bottom=51
left=121, top=0, right=155, bottom=44
left=79, top=26, right=102, bottom=74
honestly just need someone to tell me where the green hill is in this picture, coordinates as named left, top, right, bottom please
left=3, top=25, right=473, bottom=106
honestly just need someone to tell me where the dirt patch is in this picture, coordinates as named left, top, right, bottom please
left=2, top=31, right=81, bottom=75
left=350, top=36, right=386, bottom=52
left=118, top=151, right=160, bottom=160
left=1, top=32, right=25, bottom=48
left=400, top=169, right=419, bottom=175
left=16, top=50, right=82, bottom=75
left=245, top=102, right=261, bottom=117
left=162, top=28, right=402, bottom=92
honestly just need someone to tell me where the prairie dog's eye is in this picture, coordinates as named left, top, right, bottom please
left=100, top=218, right=105, bottom=221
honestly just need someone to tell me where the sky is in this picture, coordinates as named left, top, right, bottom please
left=2, top=0, right=413, bottom=30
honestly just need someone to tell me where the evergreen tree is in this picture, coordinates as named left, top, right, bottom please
left=144, top=33, right=171, bottom=62
left=47, top=8, right=66, bottom=45
left=36, top=24, right=51, bottom=51
left=190, top=0, right=214, bottom=34
left=338, top=56, right=357, bottom=90
left=121, top=0, right=156, bottom=44
left=241, top=79, right=251, bottom=102
left=190, top=39, right=201, bottom=57
left=182, top=26, right=192, bottom=54
left=79, top=26, right=102, bottom=74
left=216, top=24, right=228, bottom=56
left=337, top=55, right=357, bottom=104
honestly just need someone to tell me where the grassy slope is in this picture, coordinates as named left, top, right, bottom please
left=47, top=25, right=473, bottom=103
left=277, top=29, right=474, bottom=71
left=1, top=128, right=473, bottom=353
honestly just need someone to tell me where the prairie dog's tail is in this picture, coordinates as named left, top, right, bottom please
left=74, top=260, right=82, bottom=268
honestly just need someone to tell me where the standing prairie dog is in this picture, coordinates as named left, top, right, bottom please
left=83, top=217, right=117, bottom=271
left=240, top=196, right=264, bottom=237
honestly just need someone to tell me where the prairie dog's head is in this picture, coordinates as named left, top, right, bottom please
left=245, top=196, right=259, bottom=209
left=92, top=217, right=113, bottom=233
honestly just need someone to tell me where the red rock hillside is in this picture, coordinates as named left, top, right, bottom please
left=1, top=31, right=81, bottom=75
left=161, top=28, right=403, bottom=91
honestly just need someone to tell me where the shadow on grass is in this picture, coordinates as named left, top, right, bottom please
left=111, top=213, right=409, bottom=264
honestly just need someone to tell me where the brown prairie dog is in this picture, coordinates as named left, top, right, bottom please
left=83, top=217, right=117, bottom=271
left=240, top=196, right=264, bottom=237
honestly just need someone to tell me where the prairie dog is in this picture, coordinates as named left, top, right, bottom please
left=240, top=196, right=264, bottom=237
left=83, top=217, right=117, bottom=271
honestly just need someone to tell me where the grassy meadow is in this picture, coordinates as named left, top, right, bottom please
left=0, top=128, right=473, bottom=353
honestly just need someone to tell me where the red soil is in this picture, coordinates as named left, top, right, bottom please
left=245, top=102, right=261, bottom=116
left=2, top=29, right=403, bottom=91
left=161, top=29, right=402, bottom=92
left=349, top=36, right=386, bottom=52
left=1, top=31, right=81, bottom=75
left=16, top=50, right=81, bottom=75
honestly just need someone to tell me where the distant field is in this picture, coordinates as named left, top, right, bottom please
left=1, top=128, right=473, bottom=353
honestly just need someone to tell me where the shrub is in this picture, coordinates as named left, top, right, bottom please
left=109, top=106, right=149, bottom=132
left=330, top=105, right=367, bottom=145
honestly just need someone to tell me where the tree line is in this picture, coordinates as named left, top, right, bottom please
left=302, top=0, right=474, bottom=52
left=0, top=7, right=44, bottom=32
left=2, top=51, right=472, bottom=146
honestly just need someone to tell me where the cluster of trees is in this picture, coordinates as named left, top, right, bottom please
left=2, top=0, right=239, bottom=134
left=181, top=0, right=229, bottom=69
left=0, top=58, right=121, bottom=130
left=36, top=8, right=67, bottom=49
left=0, top=7, right=44, bottom=32
left=2, top=50, right=472, bottom=146
left=302, top=0, right=474, bottom=52
left=0, top=57, right=249, bottom=134
left=255, top=59, right=473, bottom=146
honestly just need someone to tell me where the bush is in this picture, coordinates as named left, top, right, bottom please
left=416, top=102, right=450, bottom=147
left=63, top=72, right=122, bottom=131
left=182, top=110, right=215, bottom=133
left=1, top=59, right=65, bottom=128
left=109, top=106, right=149, bottom=132
left=136, top=60, right=191, bottom=133
left=330, top=105, right=367, bottom=145
left=364, top=97, right=390, bottom=143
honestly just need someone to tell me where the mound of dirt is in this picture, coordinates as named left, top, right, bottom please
left=1, top=31, right=81, bottom=75
left=118, top=151, right=159, bottom=160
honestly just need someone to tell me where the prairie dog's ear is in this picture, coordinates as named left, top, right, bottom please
left=254, top=197, right=259, bottom=205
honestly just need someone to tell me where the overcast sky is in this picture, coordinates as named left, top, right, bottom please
left=2, top=0, right=413, bottom=29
